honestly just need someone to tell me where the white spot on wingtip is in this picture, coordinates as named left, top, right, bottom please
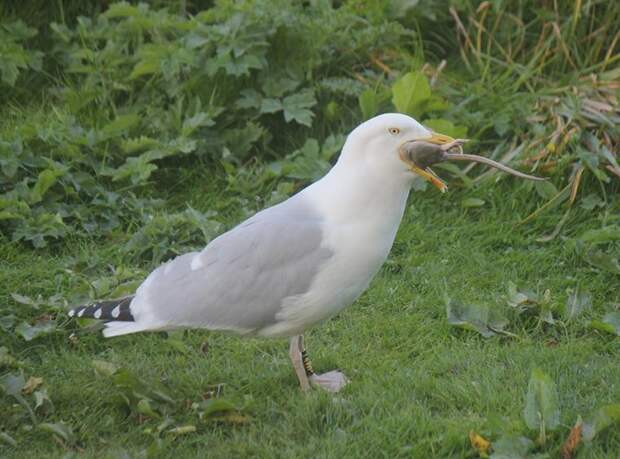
left=93, top=308, right=102, bottom=319
left=191, top=254, right=205, bottom=271
left=68, top=309, right=75, bottom=317
left=111, top=306, right=120, bottom=318
left=77, top=309, right=86, bottom=317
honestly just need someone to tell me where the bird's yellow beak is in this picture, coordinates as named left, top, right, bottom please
left=400, top=132, right=456, bottom=193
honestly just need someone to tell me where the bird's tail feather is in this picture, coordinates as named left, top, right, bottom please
left=68, top=296, right=135, bottom=321
left=102, top=321, right=149, bottom=337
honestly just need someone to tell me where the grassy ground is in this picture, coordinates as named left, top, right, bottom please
left=2, top=175, right=619, bottom=458
left=1, top=1, right=619, bottom=457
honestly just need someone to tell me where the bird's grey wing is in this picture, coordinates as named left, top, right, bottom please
left=129, top=204, right=333, bottom=334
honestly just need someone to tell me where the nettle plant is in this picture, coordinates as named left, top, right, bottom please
left=0, top=0, right=410, bottom=248
left=0, top=20, right=43, bottom=87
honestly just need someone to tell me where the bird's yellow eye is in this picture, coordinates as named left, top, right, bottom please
left=388, top=127, right=400, bottom=135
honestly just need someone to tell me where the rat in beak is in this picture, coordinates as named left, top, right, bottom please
left=400, top=138, right=546, bottom=191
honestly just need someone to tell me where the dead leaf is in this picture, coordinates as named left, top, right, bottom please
left=22, top=376, right=43, bottom=395
left=469, top=430, right=491, bottom=457
left=561, top=417, right=583, bottom=459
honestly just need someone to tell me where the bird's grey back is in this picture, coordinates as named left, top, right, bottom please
left=134, top=195, right=334, bottom=334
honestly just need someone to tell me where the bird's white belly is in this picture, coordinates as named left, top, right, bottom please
left=257, top=221, right=396, bottom=337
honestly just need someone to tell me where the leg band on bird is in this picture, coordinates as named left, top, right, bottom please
left=301, top=349, right=315, bottom=376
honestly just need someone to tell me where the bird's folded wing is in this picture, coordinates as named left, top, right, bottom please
left=128, top=204, right=334, bottom=334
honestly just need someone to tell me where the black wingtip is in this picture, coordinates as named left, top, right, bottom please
left=68, top=296, right=135, bottom=321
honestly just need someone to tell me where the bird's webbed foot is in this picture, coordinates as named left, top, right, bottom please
left=309, top=370, right=349, bottom=393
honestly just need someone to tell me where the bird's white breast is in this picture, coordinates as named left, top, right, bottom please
left=258, top=166, right=411, bottom=337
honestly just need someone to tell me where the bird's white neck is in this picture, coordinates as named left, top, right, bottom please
left=300, top=160, right=413, bottom=234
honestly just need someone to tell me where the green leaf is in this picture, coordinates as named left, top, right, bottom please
left=101, top=114, right=140, bottom=139
left=121, top=136, right=160, bottom=155
left=535, top=180, right=559, bottom=200
left=137, top=398, right=160, bottom=418
left=0, top=432, right=17, bottom=447
left=38, top=422, right=76, bottom=445
left=112, top=368, right=144, bottom=393
left=0, top=372, right=25, bottom=396
left=579, top=226, right=620, bottom=245
left=277, top=138, right=330, bottom=182
left=424, top=118, right=468, bottom=138
left=33, top=388, right=52, bottom=411
left=391, top=71, right=431, bottom=117
left=490, top=435, right=535, bottom=459
left=582, top=247, right=620, bottom=275
left=0, top=62, right=20, bottom=86
left=30, top=169, right=64, bottom=203
left=129, top=59, right=159, bottom=79
left=0, top=372, right=36, bottom=423
left=0, top=346, right=18, bottom=368
left=445, top=297, right=510, bottom=338
left=236, top=89, right=262, bottom=110
left=321, top=134, right=345, bottom=161
left=93, top=359, right=120, bottom=377
left=590, top=311, right=620, bottom=336
left=493, top=112, right=511, bottom=136
left=324, top=100, right=340, bottom=121
left=358, top=88, right=379, bottom=120
left=0, top=314, right=16, bottom=331
left=14, top=320, right=55, bottom=341
left=425, top=96, right=450, bottom=113
left=103, top=2, right=142, bottom=18
left=577, top=145, right=609, bottom=182
left=461, top=198, right=485, bottom=208
left=582, top=404, right=620, bottom=442
left=282, top=90, right=316, bottom=127
left=200, top=398, right=237, bottom=417
left=219, top=122, right=264, bottom=159
left=182, top=112, right=215, bottom=136
left=10, top=293, right=36, bottom=306
left=111, top=156, right=158, bottom=184
left=11, top=212, right=67, bottom=247
left=260, top=98, right=283, bottom=114
left=523, top=368, right=560, bottom=443
left=580, top=194, right=605, bottom=210
left=262, top=77, right=299, bottom=98
left=164, top=336, right=190, bottom=355
left=563, top=288, right=592, bottom=320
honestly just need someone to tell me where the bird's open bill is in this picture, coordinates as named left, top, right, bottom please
left=400, top=134, right=546, bottom=191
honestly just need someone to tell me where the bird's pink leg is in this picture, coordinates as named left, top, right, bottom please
left=289, top=335, right=311, bottom=392
left=288, top=335, right=348, bottom=393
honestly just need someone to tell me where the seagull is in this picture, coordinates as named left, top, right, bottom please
left=69, top=113, right=544, bottom=393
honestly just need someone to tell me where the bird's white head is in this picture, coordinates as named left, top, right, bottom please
left=337, top=113, right=457, bottom=191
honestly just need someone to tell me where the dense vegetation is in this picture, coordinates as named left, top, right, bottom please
left=1, top=1, right=619, bottom=457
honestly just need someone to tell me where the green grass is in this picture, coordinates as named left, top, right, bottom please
left=1, top=177, right=619, bottom=458
left=1, top=2, right=619, bottom=455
